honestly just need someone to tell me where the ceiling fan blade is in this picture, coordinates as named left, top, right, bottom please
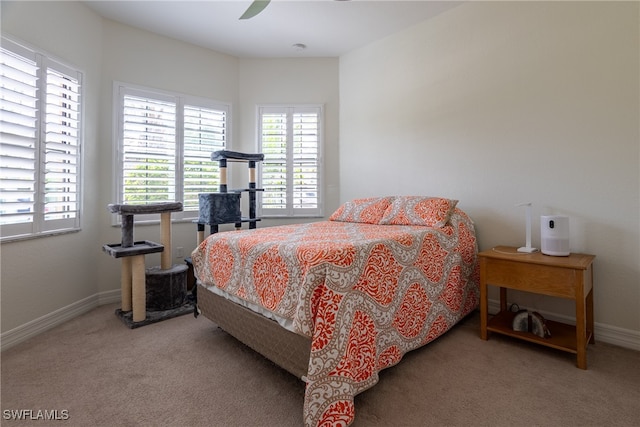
left=239, top=0, right=271, bottom=20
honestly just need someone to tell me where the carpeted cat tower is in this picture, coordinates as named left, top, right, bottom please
left=103, top=202, right=192, bottom=328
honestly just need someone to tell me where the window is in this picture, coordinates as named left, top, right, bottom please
left=114, top=83, right=229, bottom=222
left=1, top=38, right=82, bottom=241
left=258, top=105, right=323, bottom=217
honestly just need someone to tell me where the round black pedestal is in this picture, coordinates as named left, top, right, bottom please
left=145, top=264, right=188, bottom=311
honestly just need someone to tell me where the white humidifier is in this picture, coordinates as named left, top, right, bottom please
left=541, top=215, right=570, bottom=256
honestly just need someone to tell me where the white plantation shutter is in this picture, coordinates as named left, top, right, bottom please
left=261, top=111, right=288, bottom=210
left=1, top=38, right=82, bottom=241
left=183, top=106, right=225, bottom=211
left=259, top=106, right=323, bottom=217
left=292, top=111, right=319, bottom=210
left=43, top=64, right=80, bottom=229
left=121, top=94, right=177, bottom=205
left=115, top=84, right=228, bottom=222
left=0, top=44, right=38, bottom=230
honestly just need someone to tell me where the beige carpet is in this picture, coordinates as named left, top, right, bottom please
left=1, top=304, right=639, bottom=426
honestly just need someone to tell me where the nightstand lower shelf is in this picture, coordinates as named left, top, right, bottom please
left=487, top=310, right=593, bottom=354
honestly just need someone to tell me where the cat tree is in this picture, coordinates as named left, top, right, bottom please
left=196, top=150, right=264, bottom=243
left=103, top=201, right=189, bottom=327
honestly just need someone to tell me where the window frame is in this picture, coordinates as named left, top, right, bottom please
left=257, top=104, right=324, bottom=218
left=112, top=82, right=231, bottom=224
left=0, top=36, right=84, bottom=242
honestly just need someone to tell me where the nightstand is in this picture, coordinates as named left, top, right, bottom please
left=479, top=246, right=595, bottom=369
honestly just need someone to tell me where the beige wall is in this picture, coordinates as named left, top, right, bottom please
left=339, top=1, right=639, bottom=332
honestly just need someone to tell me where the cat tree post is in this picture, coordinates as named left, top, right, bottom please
left=248, top=160, right=257, bottom=229
left=121, top=258, right=132, bottom=312
left=219, top=158, right=228, bottom=193
left=160, top=211, right=172, bottom=269
left=131, top=255, right=146, bottom=322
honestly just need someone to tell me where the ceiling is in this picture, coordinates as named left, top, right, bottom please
left=83, top=0, right=462, bottom=58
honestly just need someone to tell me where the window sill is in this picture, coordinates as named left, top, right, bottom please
left=1, top=228, right=81, bottom=244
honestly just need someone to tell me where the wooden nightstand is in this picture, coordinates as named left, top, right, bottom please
left=479, top=246, right=595, bottom=369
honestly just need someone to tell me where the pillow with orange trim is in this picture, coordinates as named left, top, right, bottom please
left=329, top=197, right=395, bottom=224
left=379, top=196, right=458, bottom=228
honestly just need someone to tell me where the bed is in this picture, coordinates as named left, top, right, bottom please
left=191, top=196, right=479, bottom=426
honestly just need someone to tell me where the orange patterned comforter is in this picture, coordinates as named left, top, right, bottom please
left=191, top=208, right=479, bottom=426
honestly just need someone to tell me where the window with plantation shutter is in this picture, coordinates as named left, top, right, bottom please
left=258, top=105, right=323, bottom=217
left=114, top=83, right=228, bottom=223
left=1, top=38, right=82, bottom=242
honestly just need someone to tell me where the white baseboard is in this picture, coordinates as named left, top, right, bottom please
left=98, top=289, right=121, bottom=305
left=1, top=289, right=121, bottom=352
left=488, top=299, right=640, bottom=352
left=2, top=295, right=638, bottom=352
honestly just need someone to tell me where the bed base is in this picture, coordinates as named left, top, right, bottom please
left=196, top=283, right=311, bottom=379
